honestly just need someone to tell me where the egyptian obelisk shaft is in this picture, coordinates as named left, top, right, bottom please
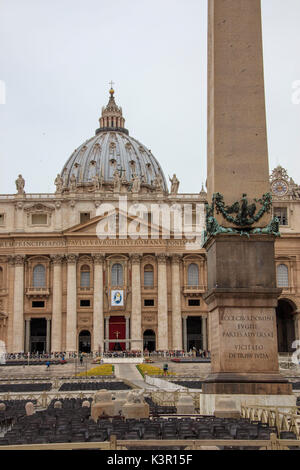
left=207, top=0, right=270, bottom=228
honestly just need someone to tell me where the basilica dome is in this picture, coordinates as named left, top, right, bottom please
left=59, top=88, right=168, bottom=194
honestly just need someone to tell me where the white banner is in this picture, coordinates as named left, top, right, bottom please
left=111, top=289, right=124, bottom=306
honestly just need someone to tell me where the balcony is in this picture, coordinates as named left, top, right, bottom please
left=78, top=286, right=93, bottom=294
left=183, top=285, right=206, bottom=296
left=26, top=287, right=50, bottom=298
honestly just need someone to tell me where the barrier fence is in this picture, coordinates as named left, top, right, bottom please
left=0, top=433, right=299, bottom=450
left=241, top=405, right=300, bottom=439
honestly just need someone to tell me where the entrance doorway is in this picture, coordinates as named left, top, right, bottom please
left=30, top=318, right=47, bottom=353
left=276, top=299, right=296, bottom=353
left=187, top=316, right=202, bottom=351
left=109, top=316, right=126, bottom=351
left=143, top=330, right=156, bottom=352
left=79, top=330, right=91, bottom=353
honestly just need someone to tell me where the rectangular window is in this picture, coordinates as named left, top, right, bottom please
left=188, top=299, right=200, bottom=307
left=144, top=299, right=154, bottom=307
left=274, top=207, right=288, bottom=226
left=0, top=214, right=5, bottom=226
left=32, top=214, right=47, bottom=225
left=144, top=271, right=154, bottom=287
left=80, top=212, right=91, bottom=224
left=80, top=299, right=91, bottom=307
left=32, top=301, right=45, bottom=308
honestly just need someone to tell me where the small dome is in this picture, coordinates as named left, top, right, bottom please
left=60, top=89, right=168, bottom=194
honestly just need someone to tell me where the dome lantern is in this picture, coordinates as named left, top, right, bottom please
left=96, top=85, right=128, bottom=136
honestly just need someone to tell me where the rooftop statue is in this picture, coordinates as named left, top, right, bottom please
left=15, top=174, right=25, bottom=195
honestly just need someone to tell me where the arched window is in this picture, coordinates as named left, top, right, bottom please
left=277, top=264, right=289, bottom=288
left=80, top=265, right=90, bottom=288
left=111, top=263, right=123, bottom=286
left=33, top=264, right=46, bottom=288
left=188, top=263, right=199, bottom=287
left=144, top=264, right=154, bottom=287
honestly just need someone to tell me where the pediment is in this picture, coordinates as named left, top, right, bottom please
left=63, top=210, right=164, bottom=237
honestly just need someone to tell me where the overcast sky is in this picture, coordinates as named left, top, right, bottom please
left=0, top=0, right=299, bottom=195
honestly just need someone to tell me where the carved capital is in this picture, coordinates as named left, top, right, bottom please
left=51, top=254, right=64, bottom=265
left=156, top=253, right=168, bottom=264
left=13, top=255, right=26, bottom=266
left=171, top=253, right=182, bottom=264
left=92, top=253, right=105, bottom=265
left=66, top=253, right=78, bottom=264
left=15, top=202, right=23, bottom=210
left=131, top=254, right=142, bottom=265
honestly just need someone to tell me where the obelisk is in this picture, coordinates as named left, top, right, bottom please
left=203, top=0, right=293, bottom=406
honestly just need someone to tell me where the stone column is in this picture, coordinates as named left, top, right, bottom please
left=15, top=202, right=24, bottom=232
left=182, top=316, right=187, bottom=352
left=131, top=254, right=142, bottom=351
left=294, top=312, right=300, bottom=341
left=202, top=316, right=207, bottom=351
left=12, top=255, right=25, bottom=353
left=157, top=253, right=168, bottom=350
left=25, top=319, right=31, bottom=354
left=105, top=316, right=110, bottom=352
left=171, top=254, right=182, bottom=350
left=92, top=254, right=105, bottom=354
left=125, top=316, right=130, bottom=350
left=51, top=255, right=63, bottom=353
left=46, top=319, right=51, bottom=354
left=66, top=254, right=78, bottom=353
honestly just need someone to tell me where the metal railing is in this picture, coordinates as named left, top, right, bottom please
left=241, top=405, right=300, bottom=439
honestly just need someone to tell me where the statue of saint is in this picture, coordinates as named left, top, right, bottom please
left=132, top=173, right=141, bottom=193
left=92, top=174, right=100, bottom=191
left=54, top=174, right=63, bottom=193
left=113, top=169, right=121, bottom=193
left=169, top=174, right=179, bottom=194
left=70, top=173, right=77, bottom=191
left=15, top=174, right=25, bottom=195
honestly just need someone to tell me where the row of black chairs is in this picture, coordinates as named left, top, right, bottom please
left=145, top=397, right=178, bottom=416
left=0, top=408, right=292, bottom=446
left=59, top=381, right=131, bottom=391
left=0, top=383, right=52, bottom=393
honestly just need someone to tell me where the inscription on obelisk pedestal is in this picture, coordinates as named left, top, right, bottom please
left=210, top=308, right=279, bottom=374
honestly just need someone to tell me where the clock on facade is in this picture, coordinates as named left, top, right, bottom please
left=272, top=180, right=289, bottom=196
